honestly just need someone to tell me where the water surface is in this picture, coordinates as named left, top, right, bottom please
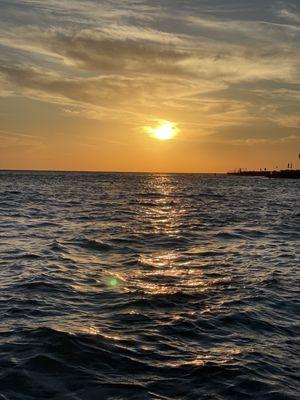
left=0, top=172, right=299, bottom=399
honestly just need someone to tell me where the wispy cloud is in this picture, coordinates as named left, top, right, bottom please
left=0, top=0, right=299, bottom=147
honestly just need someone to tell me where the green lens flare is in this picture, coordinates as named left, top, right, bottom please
left=104, top=276, right=119, bottom=288
left=109, top=277, right=118, bottom=287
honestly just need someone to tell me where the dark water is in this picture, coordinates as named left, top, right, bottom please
left=0, top=171, right=299, bottom=400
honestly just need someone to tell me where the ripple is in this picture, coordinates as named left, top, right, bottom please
left=0, top=172, right=299, bottom=399
left=78, top=237, right=113, bottom=251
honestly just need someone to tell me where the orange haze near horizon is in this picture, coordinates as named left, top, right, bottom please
left=0, top=1, right=299, bottom=173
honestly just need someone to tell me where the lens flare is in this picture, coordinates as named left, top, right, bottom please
left=104, top=276, right=119, bottom=288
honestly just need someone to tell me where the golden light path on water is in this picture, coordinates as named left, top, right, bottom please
left=50, top=175, right=246, bottom=369
left=105, top=175, right=232, bottom=297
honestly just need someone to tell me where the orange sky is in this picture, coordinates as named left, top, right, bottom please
left=0, top=0, right=299, bottom=172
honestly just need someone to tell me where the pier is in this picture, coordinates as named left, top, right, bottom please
left=227, top=170, right=300, bottom=179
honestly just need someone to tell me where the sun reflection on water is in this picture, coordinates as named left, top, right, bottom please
left=108, top=175, right=229, bottom=296
left=140, top=175, right=185, bottom=237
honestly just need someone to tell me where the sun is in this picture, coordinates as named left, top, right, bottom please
left=146, top=121, right=178, bottom=140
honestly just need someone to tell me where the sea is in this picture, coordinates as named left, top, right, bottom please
left=0, top=171, right=299, bottom=400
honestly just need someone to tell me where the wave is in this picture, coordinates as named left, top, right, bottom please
left=79, top=237, right=113, bottom=251
left=0, top=172, right=299, bottom=400
left=3, top=325, right=297, bottom=400
left=18, top=253, right=41, bottom=260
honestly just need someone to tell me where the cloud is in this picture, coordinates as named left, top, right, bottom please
left=273, top=115, right=300, bottom=128
left=278, top=8, right=300, bottom=25
left=0, top=63, right=228, bottom=130
left=2, top=24, right=298, bottom=99
left=0, top=0, right=299, bottom=144
left=0, top=63, right=217, bottom=105
left=0, top=128, right=44, bottom=152
left=44, top=32, right=189, bottom=75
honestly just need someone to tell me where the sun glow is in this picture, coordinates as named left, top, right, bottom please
left=146, top=121, right=178, bottom=140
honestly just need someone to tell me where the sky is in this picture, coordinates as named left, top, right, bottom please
left=0, top=0, right=299, bottom=172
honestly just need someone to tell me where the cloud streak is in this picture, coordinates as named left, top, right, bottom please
left=0, top=0, right=299, bottom=146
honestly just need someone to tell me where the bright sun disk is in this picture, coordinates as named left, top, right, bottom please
left=146, top=121, right=178, bottom=140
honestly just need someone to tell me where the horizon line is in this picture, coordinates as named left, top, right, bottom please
left=0, top=168, right=225, bottom=175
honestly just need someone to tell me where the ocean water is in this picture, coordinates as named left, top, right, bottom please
left=0, top=171, right=299, bottom=400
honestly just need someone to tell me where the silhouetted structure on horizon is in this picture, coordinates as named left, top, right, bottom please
left=227, top=170, right=300, bottom=179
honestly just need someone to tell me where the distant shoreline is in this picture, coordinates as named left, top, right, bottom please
left=228, top=169, right=300, bottom=179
